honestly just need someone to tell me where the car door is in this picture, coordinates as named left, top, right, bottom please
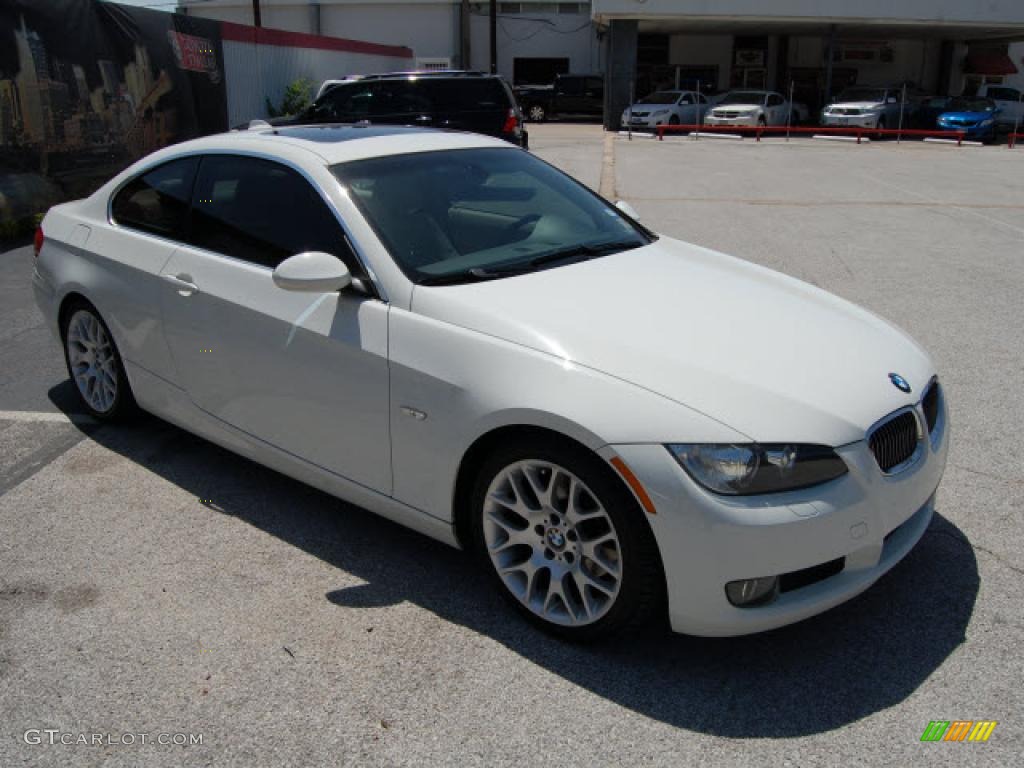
left=158, top=154, right=392, bottom=493
left=584, top=77, right=604, bottom=116
left=676, top=92, right=697, bottom=123
left=986, top=86, right=1022, bottom=126
left=555, top=76, right=585, bottom=114
left=765, top=93, right=785, bottom=124
left=95, top=156, right=200, bottom=384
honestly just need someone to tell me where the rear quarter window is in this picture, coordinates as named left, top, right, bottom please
left=111, top=157, right=199, bottom=240
left=421, top=79, right=509, bottom=111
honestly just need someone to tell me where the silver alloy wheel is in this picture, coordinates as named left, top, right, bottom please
left=66, top=309, right=117, bottom=414
left=483, top=460, right=623, bottom=626
left=528, top=105, right=545, bottom=122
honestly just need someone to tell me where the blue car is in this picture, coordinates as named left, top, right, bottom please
left=937, top=97, right=1000, bottom=142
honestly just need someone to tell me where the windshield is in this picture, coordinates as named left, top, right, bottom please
left=836, top=88, right=887, bottom=103
left=719, top=91, right=766, bottom=105
left=947, top=97, right=995, bottom=112
left=332, top=148, right=652, bottom=284
left=638, top=91, right=680, bottom=105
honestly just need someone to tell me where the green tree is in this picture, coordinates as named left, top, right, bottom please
left=266, top=78, right=314, bottom=118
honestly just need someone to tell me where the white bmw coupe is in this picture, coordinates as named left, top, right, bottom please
left=33, top=125, right=947, bottom=639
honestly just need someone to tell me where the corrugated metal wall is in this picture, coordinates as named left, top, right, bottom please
left=223, top=40, right=410, bottom=126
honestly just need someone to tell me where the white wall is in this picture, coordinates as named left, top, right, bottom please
left=593, top=0, right=1024, bottom=26
left=468, top=9, right=601, bottom=79
left=789, top=37, right=945, bottom=91
left=223, top=39, right=411, bottom=125
left=668, top=34, right=733, bottom=91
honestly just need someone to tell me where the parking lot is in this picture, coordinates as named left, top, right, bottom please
left=2, top=124, right=1022, bottom=767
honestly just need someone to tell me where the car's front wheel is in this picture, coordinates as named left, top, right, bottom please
left=471, top=438, right=663, bottom=640
left=527, top=104, right=546, bottom=123
left=61, top=301, right=136, bottom=421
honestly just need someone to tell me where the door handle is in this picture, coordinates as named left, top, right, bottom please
left=162, top=273, right=199, bottom=295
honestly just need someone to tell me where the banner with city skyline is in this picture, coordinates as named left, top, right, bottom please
left=0, top=0, right=228, bottom=238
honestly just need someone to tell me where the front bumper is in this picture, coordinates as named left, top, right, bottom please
left=822, top=113, right=879, bottom=128
left=705, top=115, right=759, bottom=127
left=608, top=397, right=948, bottom=636
left=938, top=122, right=993, bottom=139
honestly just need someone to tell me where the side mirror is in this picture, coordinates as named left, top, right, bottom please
left=273, top=251, right=351, bottom=292
left=615, top=200, right=641, bottom=221
left=886, top=96, right=898, bottom=104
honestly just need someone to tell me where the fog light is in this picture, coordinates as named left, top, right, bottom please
left=725, top=576, right=779, bottom=607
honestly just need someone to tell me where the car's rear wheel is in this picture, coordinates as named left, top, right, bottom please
left=471, top=438, right=663, bottom=640
left=61, top=301, right=135, bottom=421
left=527, top=104, right=546, bottom=123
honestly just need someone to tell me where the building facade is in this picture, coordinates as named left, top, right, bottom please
left=180, top=1, right=1024, bottom=128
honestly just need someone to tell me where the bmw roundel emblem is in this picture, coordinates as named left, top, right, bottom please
left=888, top=372, right=912, bottom=393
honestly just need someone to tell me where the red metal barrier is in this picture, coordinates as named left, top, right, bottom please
left=654, top=123, right=968, bottom=145
left=1010, top=132, right=1022, bottom=149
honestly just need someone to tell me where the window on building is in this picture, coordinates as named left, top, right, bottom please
left=111, top=157, right=199, bottom=240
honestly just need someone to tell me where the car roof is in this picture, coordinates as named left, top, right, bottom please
left=144, top=124, right=510, bottom=168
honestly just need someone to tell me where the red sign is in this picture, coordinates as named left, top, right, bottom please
left=167, top=30, right=219, bottom=81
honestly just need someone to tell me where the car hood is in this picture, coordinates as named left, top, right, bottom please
left=938, top=111, right=991, bottom=121
left=712, top=103, right=762, bottom=111
left=829, top=101, right=884, bottom=110
left=411, top=237, right=934, bottom=446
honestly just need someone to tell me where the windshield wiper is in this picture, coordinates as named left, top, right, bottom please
left=417, top=240, right=645, bottom=286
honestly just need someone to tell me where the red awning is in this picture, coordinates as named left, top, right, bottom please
left=964, top=51, right=1018, bottom=76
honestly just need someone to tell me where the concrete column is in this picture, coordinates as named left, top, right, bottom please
left=604, top=20, right=637, bottom=131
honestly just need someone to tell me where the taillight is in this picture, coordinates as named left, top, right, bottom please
left=502, top=108, right=519, bottom=134
left=33, top=225, right=44, bottom=258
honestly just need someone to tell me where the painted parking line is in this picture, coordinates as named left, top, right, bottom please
left=0, top=410, right=95, bottom=424
left=0, top=411, right=97, bottom=496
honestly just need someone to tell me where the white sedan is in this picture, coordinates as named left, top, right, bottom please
left=705, top=90, right=792, bottom=127
left=33, top=125, right=947, bottom=639
left=620, top=90, right=708, bottom=129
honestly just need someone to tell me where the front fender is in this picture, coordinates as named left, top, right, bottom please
left=387, top=307, right=745, bottom=522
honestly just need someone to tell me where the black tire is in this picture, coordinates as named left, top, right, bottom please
left=527, top=104, right=546, bottom=123
left=470, top=436, right=665, bottom=641
left=668, top=114, right=680, bottom=126
left=60, top=299, right=137, bottom=422
left=757, top=116, right=767, bottom=127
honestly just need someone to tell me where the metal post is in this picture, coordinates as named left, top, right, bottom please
left=627, top=80, right=633, bottom=141
left=786, top=80, right=794, bottom=141
left=897, top=83, right=906, bottom=144
left=460, top=0, right=471, bottom=69
left=489, top=0, right=497, bottom=74
left=252, top=0, right=261, bottom=28
left=695, top=80, right=701, bottom=141
left=1013, top=91, right=1023, bottom=149
left=823, top=25, right=836, bottom=108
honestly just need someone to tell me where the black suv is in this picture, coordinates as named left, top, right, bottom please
left=270, top=71, right=528, bottom=148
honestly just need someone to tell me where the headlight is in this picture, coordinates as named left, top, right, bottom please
left=667, top=443, right=847, bottom=495
left=980, top=119, right=993, bottom=126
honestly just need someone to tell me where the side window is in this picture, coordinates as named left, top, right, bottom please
left=988, top=86, right=1020, bottom=101
left=111, top=157, right=198, bottom=239
left=558, top=77, right=583, bottom=96
left=679, top=93, right=693, bottom=105
left=314, top=82, right=377, bottom=119
left=189, top=156, right=359, bottom=274
left=585, top=77, right=603, bottom=97
left=767, top=94, right=783, bottom=106
left=698, top=93, right=708, bottom=104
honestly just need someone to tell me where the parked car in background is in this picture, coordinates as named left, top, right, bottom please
left=821, top=86, right=915, bottom=130
left=266, top=70, right=527, bottom=148
left=514, top=73, right=604, bottom=123
left=705, top=90, right=791, bottom=127
left=975, top=84, right=1023, bottom=130
left=33, top=124, right=947, bottom=640
left=620, top=90, right=708, bottom=129
left=937, top=97, right=1000, bottom=142
left=916, top=95, right=955, bottom=128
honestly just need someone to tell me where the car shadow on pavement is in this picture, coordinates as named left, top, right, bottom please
left=59, top=401, right=979, bottom=739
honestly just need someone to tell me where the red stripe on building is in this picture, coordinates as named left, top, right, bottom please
left=220, top=21, right=414, bottom=59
